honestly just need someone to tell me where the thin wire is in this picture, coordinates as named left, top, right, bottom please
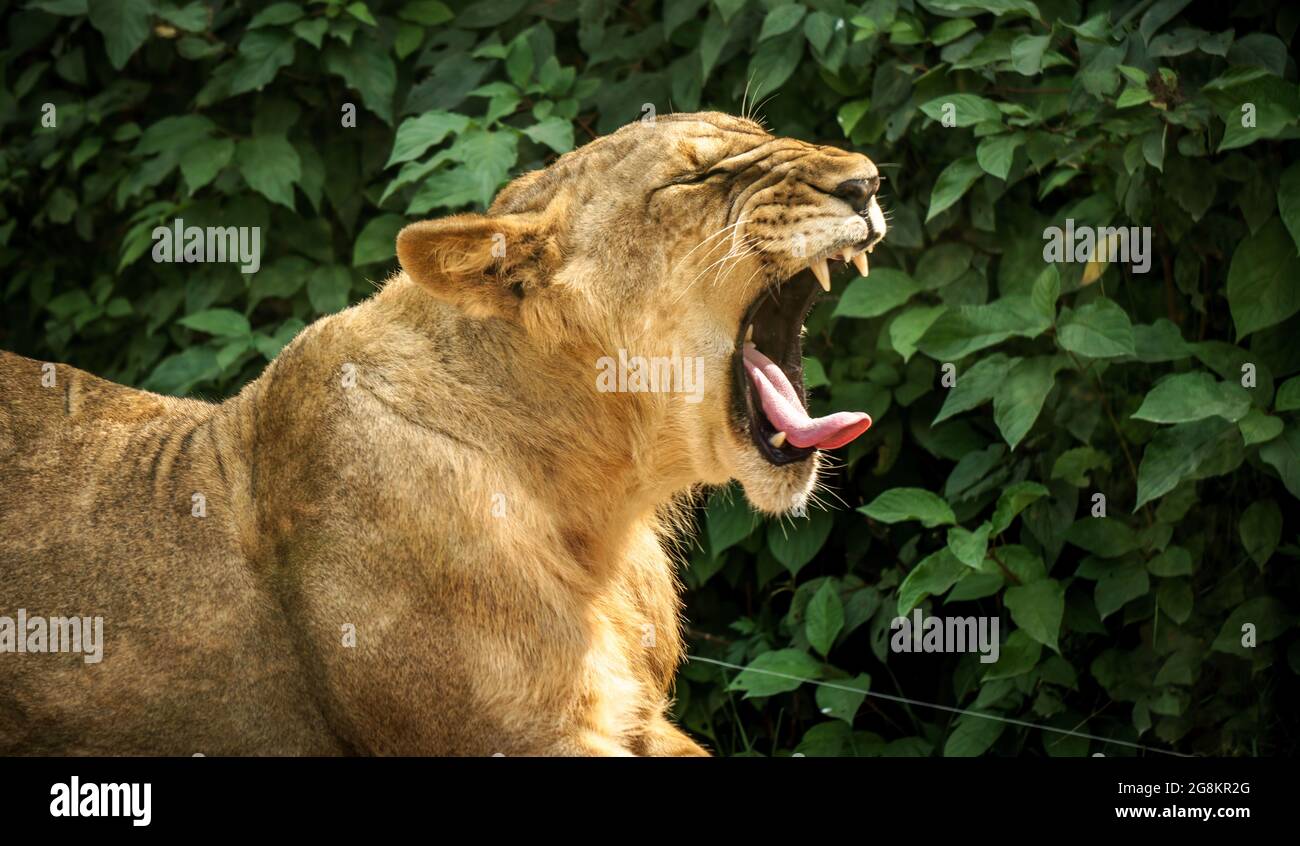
left=686, top=654, right=1194, bottom=758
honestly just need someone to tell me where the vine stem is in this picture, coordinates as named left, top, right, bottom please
left=987, top=546, right=1023, bottom=586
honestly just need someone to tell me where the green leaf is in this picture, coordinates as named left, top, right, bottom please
left=927, top=156, right=983, bottom=221
left=889, top=305, right=947, bottom=363
left=135, top=115, right=217, bottom=156
left=1095, top=564, right=1149, bottom=620
left=993, top=356, right=1060, bottom=450
left=141, top=347, right=220, bottom=396
left=307, top=265, right=353, bottom=314
left=1259, top=423, right=1300, bottom=499
left=352, top=214, right=406, bottom=266
left=1275, top=376, right=1300, bottom=412
left=917, top=297, right=1050, bottom=360
left=254, top=317, right=307, bottom=361
left=346, top=2, right=377, bottom=25
left=324, top=39, right=397, bottom=124
left=919, top=94, right=1002, bottom=127
left=767, top=508, right=833, bottom=576
left=292, top=18, right=328, bottom=48
left=802, top=356, right=828, bottom=389
left=522, top=116, right=575, bottom=153
left=729, top=649, right=823, bottom=698
left=833, top=268, right=918, bottom=318
left=1065, top=517, right=1139, bottom=558
left=399, top=0, right=453, bottom=25
left=87, top=0, right=152, bottom=70
left=386, top=111, right=471, bottom=167
left=976, top=132, right=1024, bottom=180
left=930, top=18, right=975, bottom=45
left=1212, top=597, right=1291, bottom=656
left=1133, top=319, right=1195, bottom=362
left=747, top=29, right=804, bottom=101
left=1278, top=162, right=1300, bottom=254
left=837, top=98, right=871, bottom=136
left=505, top=36, right=532, bottom=86
left=178, top=136, right=234, bottom=194
left=1116, top=83, right=1153, bottom=108
left=1239, top=409, right=1284, bottom=446
left=806, top=581, right=844, bottom=657
left=758, top=4, right=805, bottom=41
left=1136, top=418, right=1245, bottom=508
left=1147, top=546, right=1193, bottom=577
left=1005, top=578, right=1064, bottom=651
left=237, top=135, right=301, bottom=209
left=457, top=0, right=528, bottom=28
left=982, top=629, right=1041, bottom=681
left=1240, top=500, right=1282, bottom=568
left=933, top=353, right=1015, bottom=423
left=1132, top=372, right=1252, bottom=424
left=944, top=714, right=1005, bottom=757
left=815, top=674, right=870, bottom=724
left=1051, top=447, right=1111, bottom=486
left=897, top=548, right=967, bottom=616
left=1009, top=33, right=1050, bottom=75
left=704, top=486, right=757, bottom=559
left=860, top=487, right=956, bottom=528
left=408, top=129, right=519, bottom=212
left=248, top=2, right=303, bottom=28
left=230, top=29, right=297, bottom=97
left=1158, top=579, right=1193, bottom=624
left=1056, top=298, right=1135, bottom=358
left=1139, top=0, right=1191, bottom=42
left=803, top=10, right=835, bottom=54
left=947, top=523, right=990, bottom=568
left=915, top=243, right=974, bottom=290
left=1226, top=219, right=1300, bottom=340
left=990, top=481, right=1049, bottom=534
left=178, top=308, right=251, bottom=338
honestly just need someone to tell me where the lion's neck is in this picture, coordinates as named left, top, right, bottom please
left=359, top=276, right=700, bottom=569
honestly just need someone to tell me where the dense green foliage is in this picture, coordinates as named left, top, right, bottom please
left=3, top=0, right=1298, bottom=756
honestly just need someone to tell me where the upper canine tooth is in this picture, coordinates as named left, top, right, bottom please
left=769, top=431, right=787, bottom=448
left=852, top=252, right=869, bottom=276
left=810, top=258, right=831, bottom=292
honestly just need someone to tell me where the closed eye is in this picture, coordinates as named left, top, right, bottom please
left=665, top=167, right=732, bottom=187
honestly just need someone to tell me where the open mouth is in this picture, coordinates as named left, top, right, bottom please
left=732, top=245, right=875, bottom=465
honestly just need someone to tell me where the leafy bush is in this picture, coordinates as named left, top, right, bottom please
left=2, top=0, right=1297, bottom=756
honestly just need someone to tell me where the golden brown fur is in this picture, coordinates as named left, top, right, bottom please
left=0, top=112, right=883, bottom=755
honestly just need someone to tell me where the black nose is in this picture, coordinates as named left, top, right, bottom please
left=831, top=177, right=879, bottom=213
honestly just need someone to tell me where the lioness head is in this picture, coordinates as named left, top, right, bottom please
left=396, top=112, right=886, bottom=515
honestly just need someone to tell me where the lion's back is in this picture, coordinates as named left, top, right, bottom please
left=0, top=351, right=339, bottom=754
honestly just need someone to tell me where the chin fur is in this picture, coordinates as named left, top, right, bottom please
left=729, top=441, right=821, bottom=516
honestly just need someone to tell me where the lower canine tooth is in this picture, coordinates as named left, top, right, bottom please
left=810, top=258, right=831, bottom=292
left=769, top=431, right=787, bottom=448
left=852, top=252, right=869, bottom=276
left=745, top=324, right=753, bottom=342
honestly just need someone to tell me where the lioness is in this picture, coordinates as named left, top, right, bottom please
left=0, top=112, right=884, bottom=755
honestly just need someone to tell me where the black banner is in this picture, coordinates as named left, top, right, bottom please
left=0, top=756, right=1280, bottom=833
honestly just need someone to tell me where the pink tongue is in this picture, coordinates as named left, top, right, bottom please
left=742, top=344, right=872, bottom=450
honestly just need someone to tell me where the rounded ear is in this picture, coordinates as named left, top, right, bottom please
left=396, top=212, right=560, bottom=318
